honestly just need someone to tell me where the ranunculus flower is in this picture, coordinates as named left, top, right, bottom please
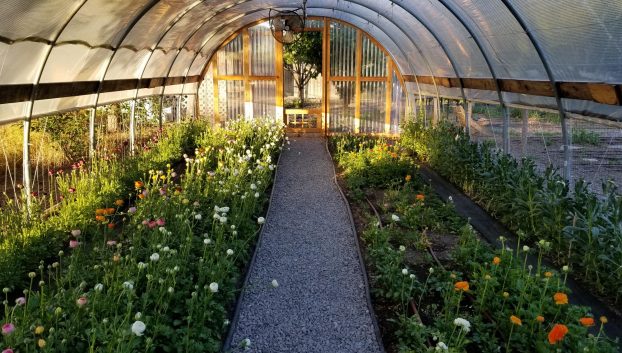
left=76, top=296, right=88, bottom=307
left=71, top=229, right=81, bottom=237
left=150, top=253, right=160, bottom=262
left=15, top=297, right=26, bottom=306
left=454, top=281, right=469, bottom=292
left=536, top=315, right=545, bottom=323
left=156, top=218, right=165, bottom=226
left=510, top=315, right=522, bottom=326
left=548, top=324, right=568, bottom=344
left=391, top=214, right=400, bottom=222
left=453, top=318, right=471, bottom=333
left=131, top=321, right=146, bottom=336
left=492, top=257, right=501, bottom=265
left=415, top=194, right=425, bottom=201
left=257, top=217, right=265, bottom=225
left=579, top=317, right=595, bottom=327
left=3, top=348, right=15, bottom=353
left=553, top=292, right=568, bottom=305
left=106, top=240, right=117, bottom=246
left=209, top=282, right=219, bottom=293
left=37, top=339, right=46, bottom=348
left=226, top=249, right=234, bottom=256
left=94, top=283, right=104, bottom=292
left=1, top=323, right=15, bottom=335
left=69, top=240, right=79, bottom=248
left=34, top=326, right=44, bottom=334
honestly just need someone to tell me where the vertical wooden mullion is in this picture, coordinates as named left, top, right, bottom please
left=354, top=30, right=362, bottom=134
left=242, top=28, right=251, bottom=119
left=385, top=61, right=393, bottom=134
left=275, top=30, right=284, bottom=125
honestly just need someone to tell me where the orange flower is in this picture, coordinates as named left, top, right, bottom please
left=138, top=194, right=145, bottom=199
left=405, top=175, right=412, bottom=182
left=579, top=317, right=595, bottom=327
left=548, top=324, right=568, bottom=344
left=95, top=215, right=106, bottom=222
left=95, top=209, right=105, bottom=216
left=536, top=315, right=545, bottom=323
left=454, top=281, right=469, bottom=292
left=553, top=292, right=568, bottom=305
left=510, top=315, right=522, bottom=326
left=544, top=271, right=553, bottom=278
left=492, top=257, right=501, bottom=265
left=390, top=152, right=398, bottom=158
left=134, top=181, right=144, bottom=189
left=114, top=199, right=124, bottom=206
left=107, top=223, right=115, bottom=230
left=416, top=194, right=425, bottom=201
left=104, top=208, right=115, bottom=215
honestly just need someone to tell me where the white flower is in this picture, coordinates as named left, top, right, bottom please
left=250, top=183, right=257, bottom=190
left=209, top=282, right=219, bottom=293
left=168, top=287, right=174, bottom=294
left=453, top=318, right=471, bottom=333
left=219, top=216, right=228, bottom=224
left=195, top=214, right=202, bottom=220
left=271, top=279, right=279, bottom=288
left=241, top=338, right=251, bottom=348
left=94, top=283, right=104, bottom=292
left=131, top=321, right=146, bottom=336
left=203, top=238, right=211, bottom=245
left=226, top=249, right=234, bottom=256
left=436, top=342, right=448, bottom=351
left=134, top=312, right=142, bottom=320
left=122, top=281, right=134, bottom=290
left=409, top=274, right=416, bottom=279
left=523, top=245, right=530, bottom=252
left=391, top=214, right=400, bottom=222
left=150, top=253, right=160, bottom=262
left=257, top=217, right=265, bottom=225
left=254, top=192, right=260, bottom=198
left=429, top=267, right=435, bottom=274
left=399, top=245, right=406, bottom=252
left=562, top=265, right=569, bottom=272
left=220, top=206, right=230, bottom=213
left=448, top=196, right=453, bottom=202
left=138, top=262, right=148, bottom=270
left=402, top=268, right=409, bottom=275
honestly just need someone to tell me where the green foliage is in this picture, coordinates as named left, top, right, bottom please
left=401, top=121, right=622, bottom=301
left=283, top=32, right=322, bottom=107
left=572, top=128, right=600, bottom=146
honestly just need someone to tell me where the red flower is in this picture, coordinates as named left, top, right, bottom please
left=548, top=324, right=568, bottom=344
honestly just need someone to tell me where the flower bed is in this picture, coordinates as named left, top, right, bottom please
left=400, top=121, right=622, bottom=303
left=331, top=135, right=618, bottom=353
left=0, top=119, right=283, bottom=352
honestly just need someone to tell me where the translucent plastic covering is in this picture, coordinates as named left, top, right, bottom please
left=0, top=0, right=619, bottom=122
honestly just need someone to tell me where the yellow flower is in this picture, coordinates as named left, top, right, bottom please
left=503, top=292, right=509, bottom=298
left=600, top=316, right=608, bottom=324
left=114, top=199, right=124, bottom=207
left=38, top=339, right=46, bottom=348
left=405, top=175, right=412, bottom=182
left=35, top=326, right=44, bottom=334
left=510, top=315, right=522, bottom=326
left=454, top=281, right=469, bottom=292
left=544, top=271, right=553, bottom=278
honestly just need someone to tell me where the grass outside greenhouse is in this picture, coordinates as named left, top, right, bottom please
left=0, top=119, right=283, bottom=352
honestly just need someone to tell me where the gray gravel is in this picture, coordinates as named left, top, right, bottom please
left=227, top=137, right=382, bottom=353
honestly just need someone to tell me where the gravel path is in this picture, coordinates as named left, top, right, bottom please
left=227, top=137, right=382, bottom=353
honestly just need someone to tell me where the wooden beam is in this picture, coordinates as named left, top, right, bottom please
left=213, top=58, right=220, bottom=126
left=323, top=17, right=330, bottom=134
left=242, top=28, right=251, bottom=119
left=385, top=60, right=392, bottom=133
left=275, top=30, right=284, bottom=124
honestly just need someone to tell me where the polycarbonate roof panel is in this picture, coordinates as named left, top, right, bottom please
left=0, top=42, right=48, bottom=84
left=0, top=0, right=83, bottom=41
left=57, top=0, right=148, bottom=47
left=509, top=0, right=622, bottom=83
left=40, top=45, right=111, bottom=83
left=443, top=0, right=548, bottom=80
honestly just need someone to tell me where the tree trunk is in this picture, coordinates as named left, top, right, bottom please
left=298, top=84, right=305, bottom=108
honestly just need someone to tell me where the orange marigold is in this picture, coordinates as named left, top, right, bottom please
left=544, top=271, right=553, bottom=278
left=95, top=215, right=106, bottom=222
left=134, top=181, right=144, bottom=189
left=95, top=209, right=105, bottom=216
left=579, top=317, right=595, bottom=327
left=114, top=199, right=124, bottom=206
left=510, top=315, right=522, bottom=326
left=416, top=194, right=425, bottom=201
left=548, top=324, right=568, bottom=345
left=492, top=257, right=501, bottom=265
left=107, top=223, right=115, bottom=230
left=405, top=175, right=412, bottom=182
left=553, top=292, right=568, bottom=305
left=536, top=315, right=545, bottom=323
left=454, top=281, right=469, bottom=292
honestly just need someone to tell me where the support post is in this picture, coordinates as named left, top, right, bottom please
left=129, top=100, right=136, bottom=155
left=561, top=115, right=572, bottom=184
left=176, top=95, right=182, bottom=122
left=465, top=101, right=473, bottom=139
left=193, top=93, right=199, bottom=120
left=158, top=96, right=164, bottom=130
left=502, top=104, right=510, bottom=154
left=22, top=119, right=32, bottom=208
left=385, top=60, right=393, bottom=134
left=89, top=107, right=96, bottom=159
left=432, top=97, right=439, bottom=126
left=354, top=30, right=362, bottom=134
left=521, top=109, right=529, bottom=157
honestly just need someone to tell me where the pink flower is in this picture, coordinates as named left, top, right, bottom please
left=68, top=187, right=76, bottom=193
left=148, top=221, right=157, bottom=229
left=106, top=240, right=117, bottom=246
left=156, top=218, right=165, bottom=226
left=14, top=297, right=26, bottom=306
left=76, top=296, right=87, bottom=307
left=141, top=219, right=148, bottom=225
left=69, top=240, right=79, bottom=249
left=3, top=348, right=15, bottom=353
left=159, top=188, right=166, bottom=195
left=1, top=323, right=15, bottom=336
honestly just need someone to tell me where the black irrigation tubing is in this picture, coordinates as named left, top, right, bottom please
left=325, top=139, right=387, bottom=353
left=417, top=164, right=622, bottom=342
left=222, top=145, right=284, bottom=352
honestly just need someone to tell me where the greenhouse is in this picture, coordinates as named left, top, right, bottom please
left=0, top=0, right=621, bottom=352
